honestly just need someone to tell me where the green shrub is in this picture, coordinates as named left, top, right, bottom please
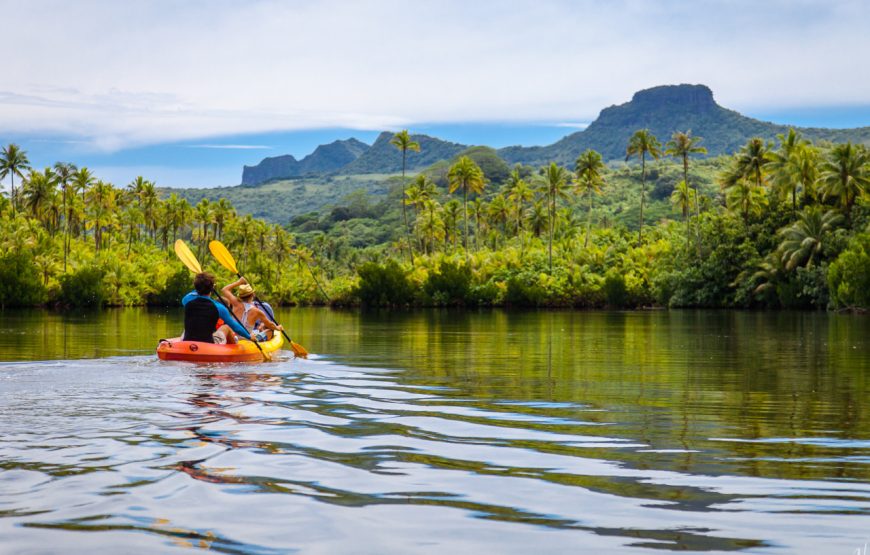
left=0, top=253, right=46, bottom=308
left=355, top=261, right=414, bottom=307
left=424, top=261, right=471, bottom=306
left=504, top=273, right=548, bottom=307
left=828, top=232, right=870, bottom=309
left=603, top=270, right=628, bottom=308
left=58, top=266, right=106, bottom=308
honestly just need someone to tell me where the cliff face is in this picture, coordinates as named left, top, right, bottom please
left=241, top=138, right=370, bottom=185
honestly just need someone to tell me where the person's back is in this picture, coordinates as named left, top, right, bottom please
left=183, top=295, right=221, bottom=342
left=182, top=272, right=250, bottom=344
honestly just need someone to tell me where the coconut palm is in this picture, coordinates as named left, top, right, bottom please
left=722, top=137, right=770, bottom=192
left=541, top=163, right=570, bottom=270
left=193, top=198, right=215, bottom=256
left=575, top=149, right=606, bottom=247
left=448, top=156, right=486, bottom=258
left=21, top=168, right=58, bottom=229
left=87, top=180, right=118, bottom=250
left=818, top=142, right=870, bottom=224
left=469, top=197, right=486, bottom=251
left=119, top=205, right=144, bottom=256
left=724, top=177, right=767, bottom=224
left=487, top=194, right=510, bottom=247
left=442, top=199, right=462, bottom=252
left=777, top=207, right=844, bottom=270
left=506, top=169, right=533, bottom=236
left=528, top=200, right=548, bottom=238
left=670, top=180, right=696, bottom=243
left=766, top=129, right=809, bottom=215
left=53, top=162, right=77, bottom=269
left=0, top=144, right=31, bottom=215
left=390, top=130, right=421, bottom=261
left=626, top=129, right=662, bottom=244
left=210, top=197, right=233, bottom=241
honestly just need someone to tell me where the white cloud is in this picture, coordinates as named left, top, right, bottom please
left=1, top=0, right=868, bottom=151
left=185, top=144, right=273, bottom=150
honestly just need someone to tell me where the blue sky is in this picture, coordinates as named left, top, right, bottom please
left=1, top=1, right=869, bottom=188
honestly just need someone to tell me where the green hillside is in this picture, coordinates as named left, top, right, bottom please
left=499, top=85, right=870, bottom=165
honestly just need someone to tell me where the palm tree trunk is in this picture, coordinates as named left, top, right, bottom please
left=585, top=194, right=593, bottom=248
left=548, top=190, right=554, bottom=271
left=463, top=187, right=469, bottom=259
left=400, top=150, right=413, bottom=264
left=639, top=152, right=646, bottom=245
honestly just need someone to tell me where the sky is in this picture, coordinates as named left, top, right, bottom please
left=1, top=0, right=869, bottom=188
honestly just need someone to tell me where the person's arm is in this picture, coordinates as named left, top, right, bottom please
left=252, top=307, right=283, bottom=332
left=220, top=277, right=246, bottom=312
left=213, top=299, right=251, bottom=340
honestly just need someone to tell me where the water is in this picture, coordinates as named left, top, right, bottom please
left=0, top=308, right=868, bottom=553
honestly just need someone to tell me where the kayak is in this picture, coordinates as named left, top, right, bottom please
left=156, top=332, right=283, bottom=363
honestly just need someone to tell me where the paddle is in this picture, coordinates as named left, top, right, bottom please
left=173, top=239, right=271, bottom=362
left=208, top=239, right=309, bottom=358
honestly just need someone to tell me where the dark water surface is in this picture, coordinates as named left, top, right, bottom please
left=0, top=308, right=868, bottom=553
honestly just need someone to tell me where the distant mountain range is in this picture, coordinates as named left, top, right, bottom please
left=241, top=84, right=870, bottom=186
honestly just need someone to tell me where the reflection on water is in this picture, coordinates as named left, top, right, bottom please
left=0, top=309, right=868, bottom=553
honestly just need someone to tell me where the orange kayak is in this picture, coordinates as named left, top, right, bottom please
left=156, top=332, right=283, bottom=363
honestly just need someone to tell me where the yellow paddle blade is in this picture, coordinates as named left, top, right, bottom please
left=209, top=240, right=239, bottom=275
left=290, top=341, right=309, bottom=358
left=174, top=240, right=202, bottom=274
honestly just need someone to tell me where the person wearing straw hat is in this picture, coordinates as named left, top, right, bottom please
left=220, top=277, right=283, bottom=341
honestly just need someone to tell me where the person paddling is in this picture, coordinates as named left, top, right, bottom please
left=181, top=272, right=251, bottom=344
left=220, top=278, right=283, bottom=341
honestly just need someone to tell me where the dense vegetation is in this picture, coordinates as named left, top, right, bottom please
left=1, top=123, right=868, bottom=311
left=0, top=147, right=333, bottom=308
left=286, top=129, right=869, bottom=311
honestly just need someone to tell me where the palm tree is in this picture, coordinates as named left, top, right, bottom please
left=766, top=129, right=808, bottom=215
left=119, top=205, right=144, bottom=256
left=541, top=163, right=570, bottom=271
left=664, top=131, right=706, bottom=253
left=818, top=142, right=870, bottom=224
left=53, top=162, right=77, bottom=270
left=777, top=207, right=844, bottom=270
left=724, top=177, right=767, bottom=224
left=193, top=198, right=214, bottom=256
left=87, top=180, right=117, bottom=250
left=487, top=194, right=510, bottom=248
left=22, top=168, right=58, bottom=229
left=390, top=130, right=421, bottom=262
left=72, top=167, right=95, bottom=241
left=447, top=156, right=486, bottom=258
left=419, top=199, right=443, bottom=254
left=626, top=129, right=662, bottom=244
left=442, top=199, right=462, bottom=252
left=0, top=144, right=31, bottom=215
left=506, top=169, right=532, bottom=237
left=670, top=180, right=695, bottom=243
left=575, top=149, right=606, bottom=247
left=528, top=200, right=549, bottom=238
left=470, top=197, right=486, bottom=250
left=212, top=197, right=234, bottom=241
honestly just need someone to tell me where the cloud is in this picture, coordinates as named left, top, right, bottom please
left=553, top=123, right=590, bottom=129
left=1, top=0, right=868, bottom=151
left=184, top=144, right=273, bottom=150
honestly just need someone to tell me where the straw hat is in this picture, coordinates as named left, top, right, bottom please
left=238, top=284, right=255, bottom=299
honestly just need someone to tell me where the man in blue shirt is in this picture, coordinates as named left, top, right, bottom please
left=181, top=272, right=251, bottom=344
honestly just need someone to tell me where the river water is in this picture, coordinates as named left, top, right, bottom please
left=0, top=308, right=868, bottom=553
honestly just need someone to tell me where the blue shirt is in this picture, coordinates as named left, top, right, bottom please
left=182, top=291, right=251, bottom=340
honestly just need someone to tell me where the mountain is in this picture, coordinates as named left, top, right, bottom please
left=498, top=84, right=870, bottom=165
left=241, top=138, right=370, bottom=185
left=338, top=131, right=467, bottom=174
left=238, top=83, right=870, bottom=186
